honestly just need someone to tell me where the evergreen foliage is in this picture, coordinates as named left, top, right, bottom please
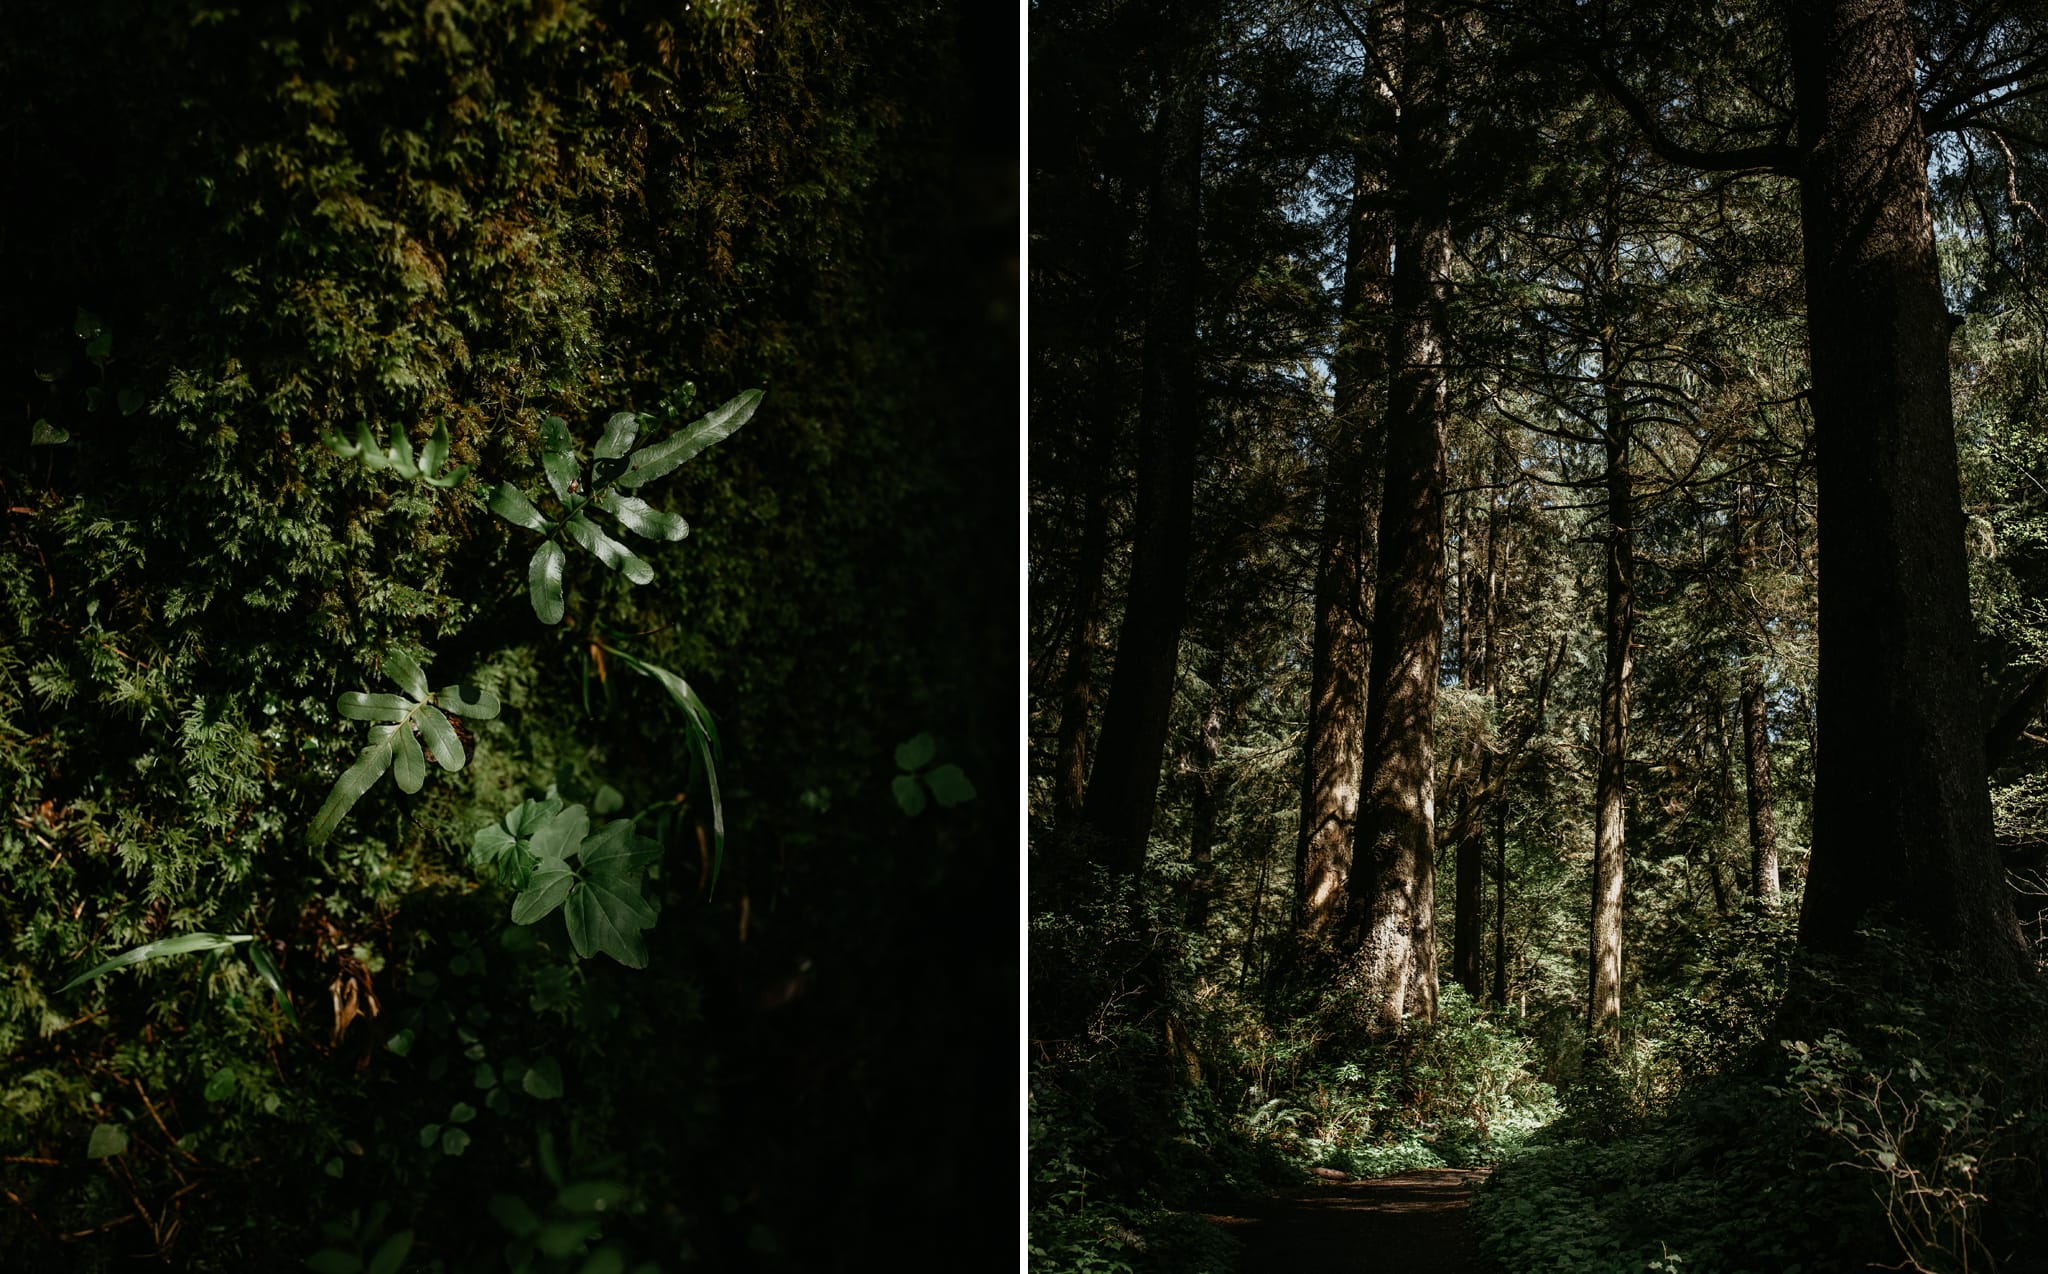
left=3, top=0, right=1013, bottom=1267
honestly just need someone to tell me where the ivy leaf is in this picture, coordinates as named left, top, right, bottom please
left=511, top=865, right=577, bottom=924
left=60, top=932, right=254, bottom=993
left=506, top=797, right=566, bottom=837
left=490, top=482, right=549, bottom=532
left=564, top=876, right=653, bottom=968
left=337, top=691, right=409, bottom=722
left=595, top=490, right=688, bottom=541
left=617, top=388, right=763, bottom=488
left=392, top=721, right=427, bottom=794
left=436, top=683, right=500, bottom=719
left=310, top=728, right=396, bottom=844
left=470, top=823, right=531, bottom=887
left=383, top=651, right=430, bottom=700
left=528, top=805, right=589, bottom=863
left=414, top=705, right=465, bottom=772
left=577, top=820, right=662, bottom=876
left=30, top=420, right=70, bottom=446
left=529, top=541, right=567, bottom=624
left=593, top=411, right=640, bottom=460
left=565, top=514, right=654, bottom=585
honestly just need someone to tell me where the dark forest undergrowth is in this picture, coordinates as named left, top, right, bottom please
left=1030, top=886, right=2048, bottom=1274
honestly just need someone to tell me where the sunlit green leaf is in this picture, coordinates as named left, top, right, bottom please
left=529, top=541, right=567, bottom=624
left=437, top=683, right=500, bottom=719
left=355, top=421, right=389, bottom=470
left=388, top=426, right=418, bottom=480
left=566, top=876, right=654, bottom=967
left=540, top=416, right=579, bottom=502
left=594, top=411, right=640, bottom=460
left=530, top=805, right=589, bottom=862
left=512, top=865, right=577, bottom=924
left=578, top=819, right=661, bottom=876
left=618, top=388, right=763, bottom=488
left=565, top=515, right=653, bottom=585
left=337, top=691, right=409, bottom=722
left=421, top=421, right=449, bottom=475
left=490, top=482, right=549, bottom=532
left=595, top=490, right=688, bottom=541
left=61, top=932, right=255, bottom=993
left=415, top=704, right=464, bottom=772
left=204, top=1066, right=237, bottom=1102
left=310, top=730, right=395, bottom=845
left=383, top=651, right=430, bottom=700
left=30, top=420, right=69, bottom=446
left=507, top=797, right=566, bottom=838
left=392, top=722, right=427, bottom=794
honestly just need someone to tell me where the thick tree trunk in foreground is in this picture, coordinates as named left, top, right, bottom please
left=1347, top=1, right=1450, bottom=1028
left=1079, top=6, right=1213, bottom=878
left=1788, top=0, right=2028, bottom=974
left=1589, top=387, right=1633, bottom=1039
left=1740, top=663, right=1781, bottom=900
left=1295, top=155, right=1388, bottom=948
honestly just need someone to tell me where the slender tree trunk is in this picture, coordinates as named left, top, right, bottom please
left=1454, top=755, right=1488, bottom=999
left=1740, top=663, right=1781, bottom=901
left=1492, top=790, right=1509, bottom=1009
left=1295, top=153, right=1387, bottom=947
left=1079, top=4, right=1215, bottom=878
left=1788, top=0, right=2028, bottom=974
left=1051, top=357, right=1121, bottom=833
left=1589, top=363, right=1633, bottom=1040
left=1347, top=0, right=1450, bottom=1028
left=1187, top=660, right=1224, bottom=934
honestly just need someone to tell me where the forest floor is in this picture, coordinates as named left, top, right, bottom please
left=1204, top=1167, right=1500, bottom=1273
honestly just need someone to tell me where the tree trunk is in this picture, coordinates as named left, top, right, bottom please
left=1346, top=0, right=1450, bottom=1029
left=1454, top=754, right=1488, bottom=999
left=1788, top=0, right=2028, bottom=974
left=1294, top=153, right=1387, bottom=947
left=1589, top=372, right=1633, bottom=1040
left=1050, top=359, right=1121, bottom=834
left=1079, top=4, right=1215, bottom=878
left=1740, top=662, right=1781, bottom=901
left=1187, top=661, right=1224, bottom=934
left=1492, top=790, right=1509, bottom=1009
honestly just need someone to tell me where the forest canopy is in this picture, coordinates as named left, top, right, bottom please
left=1028, top=0, right=2048, bottom=1270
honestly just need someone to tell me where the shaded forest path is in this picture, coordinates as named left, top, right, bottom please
left=1206, top=1167, right=1500, bottom=1273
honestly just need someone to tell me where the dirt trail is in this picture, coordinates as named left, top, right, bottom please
left=1205, top=1167, right=1501, bottom=1273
